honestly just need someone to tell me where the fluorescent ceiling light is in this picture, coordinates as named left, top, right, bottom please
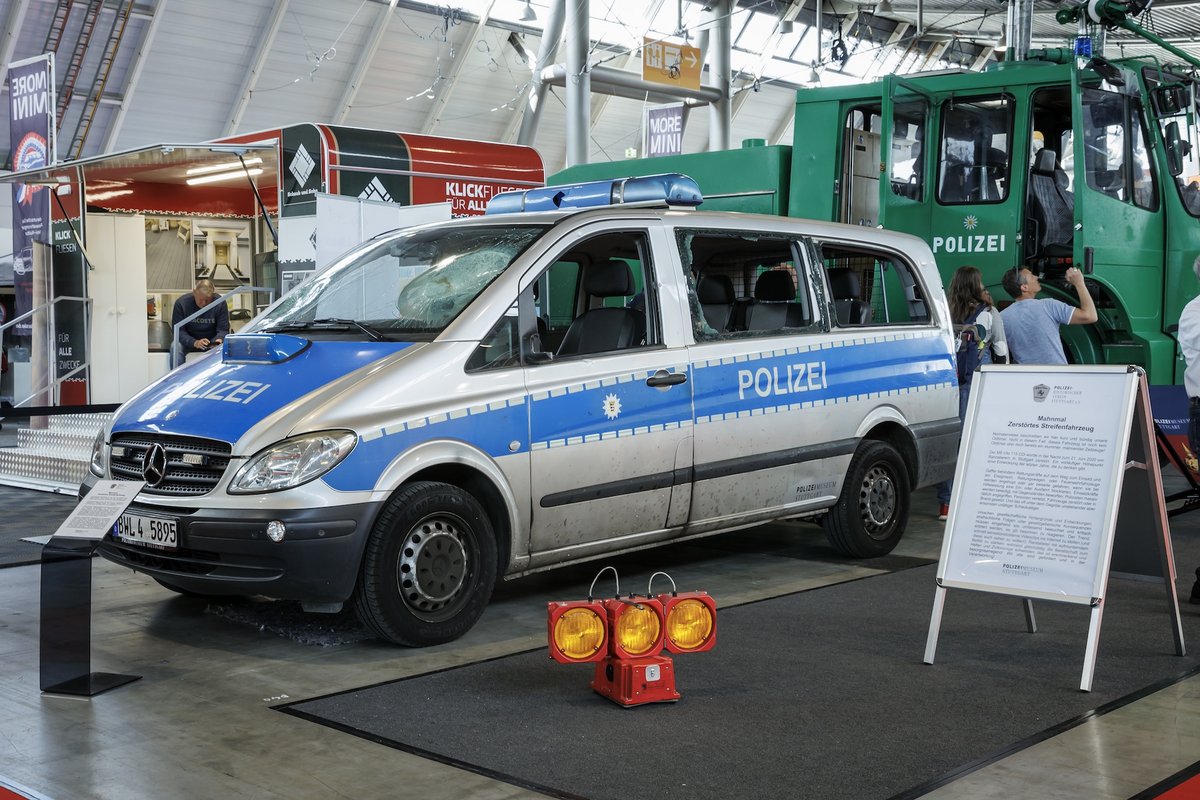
left=186, top=157, right=263, bottom=177
left=186, top=167, right=264, bottom=186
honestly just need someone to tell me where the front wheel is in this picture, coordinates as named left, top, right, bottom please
left=823, top=440, right=910, bottom=558
left=352, top=481, right=498, bottom=646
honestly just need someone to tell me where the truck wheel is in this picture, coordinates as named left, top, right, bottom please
left=823, top=440, right=909, bottom=558
left=353, top=481, right=497, bottom=646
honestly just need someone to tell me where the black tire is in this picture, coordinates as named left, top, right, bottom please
left=823, top=440, right=910, bottom=558
left=352, top=481, right=498, bottom=646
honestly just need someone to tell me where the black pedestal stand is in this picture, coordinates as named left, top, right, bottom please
left=40, top=536, right=140, bottom=696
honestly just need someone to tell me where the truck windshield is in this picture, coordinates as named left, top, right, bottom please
left=250, top=224, right=546, bottom=339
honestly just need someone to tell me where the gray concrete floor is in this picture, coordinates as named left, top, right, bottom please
left=1, top=486, right=1199, bottom=799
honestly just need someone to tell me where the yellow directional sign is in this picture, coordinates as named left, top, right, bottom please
left=642, top=37, right=702, bottom=91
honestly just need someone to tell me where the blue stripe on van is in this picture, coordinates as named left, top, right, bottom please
left=319, top=332, right=954, bottom=492
left=692, top=333, right=955, bottom=419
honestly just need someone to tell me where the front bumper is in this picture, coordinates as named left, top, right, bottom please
left=82, top=482, right=384, bottom=604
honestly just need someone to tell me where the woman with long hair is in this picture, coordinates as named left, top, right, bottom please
left=936, top=265, right=1007, bottom=521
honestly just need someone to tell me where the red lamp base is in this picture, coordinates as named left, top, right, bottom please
left=590, top=654, right=680, bottom=707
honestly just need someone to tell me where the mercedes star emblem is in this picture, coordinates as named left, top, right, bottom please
left=142, top=443, right=168, bottom=487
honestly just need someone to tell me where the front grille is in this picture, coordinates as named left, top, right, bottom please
left=109, top=433, right=233, bottom=496
left=100, top=538, right=223, bottom=574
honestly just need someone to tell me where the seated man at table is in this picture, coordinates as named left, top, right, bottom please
left=170, top=278, right=229, bottom=367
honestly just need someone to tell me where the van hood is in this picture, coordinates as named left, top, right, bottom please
left=111, top=335, right=415, bottom=442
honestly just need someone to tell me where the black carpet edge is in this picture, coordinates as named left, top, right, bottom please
left=277, top=703, right=588, bottom=800
left=272, top=556, right=936, bottom=710
left=270, top=557, right=1200, bottom=800
left=886, top=662, right=1200, bottom=800
left=0, top=557, right=42, bottom=570
left=277, top=654, right=1200, bottom=800
left=1125, top=756, right=1200, bottom=800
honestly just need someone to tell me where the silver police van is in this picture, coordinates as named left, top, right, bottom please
left=84, top=174, right=959, bottom=646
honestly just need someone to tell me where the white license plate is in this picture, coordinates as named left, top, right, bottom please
left=113, top=513, right=178, bottom=550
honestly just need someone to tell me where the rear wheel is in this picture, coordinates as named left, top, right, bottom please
left=352, top=481, right=497, bottom=646
left=823, top=440, right=910, bottom=558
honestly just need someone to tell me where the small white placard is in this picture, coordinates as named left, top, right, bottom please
left=53, top=480, right=145, bottom=540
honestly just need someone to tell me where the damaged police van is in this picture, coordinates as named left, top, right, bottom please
left=84, top=174, right=959, bottom=646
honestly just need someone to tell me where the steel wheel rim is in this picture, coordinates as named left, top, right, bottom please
left=859, top=464, right=897, bottom=538
left=396, top=513, right=471, bottom=617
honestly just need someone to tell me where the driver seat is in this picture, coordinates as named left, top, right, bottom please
left=1027, top=148, right=1074, bottom=263
left=557, top=260, right=645, bottom=356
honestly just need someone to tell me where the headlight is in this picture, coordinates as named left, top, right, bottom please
left=89, top=428, right=108, bottom=477
left=228, top=431, right=357, bottom=494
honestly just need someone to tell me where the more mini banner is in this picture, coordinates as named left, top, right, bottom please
left=7, top=53, right=56, bottom=338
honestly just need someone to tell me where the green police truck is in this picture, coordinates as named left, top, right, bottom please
left=551, top=0, right=1200, bottom=383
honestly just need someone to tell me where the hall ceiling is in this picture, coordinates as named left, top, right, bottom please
left=1, top=0, right=1198, bottom=207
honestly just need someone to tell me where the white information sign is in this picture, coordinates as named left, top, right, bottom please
left=53, top=480, right=144, bottom=540
left=925, top=364, right=1183, bottom=692
left=937, top=365, right=1138, bottom=603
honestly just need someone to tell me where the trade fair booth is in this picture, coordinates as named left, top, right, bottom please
left=4, top=124, right=544, bottom=406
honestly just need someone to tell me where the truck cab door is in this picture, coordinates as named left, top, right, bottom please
left=1146, top=74, right=1200, bottom=382
left=879, top=75, right=934, bottom=238
left=1067, top=64, right=1165, bottom=369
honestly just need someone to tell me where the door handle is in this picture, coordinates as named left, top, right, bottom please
left=646, top=370, right=687, bottom=387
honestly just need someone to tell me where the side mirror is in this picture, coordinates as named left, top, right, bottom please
left=1153, top=84, right=1188, bottom=117
left=523, top=332, right=553, bottom=364
left=1164, top=120, right=1188, bottom=178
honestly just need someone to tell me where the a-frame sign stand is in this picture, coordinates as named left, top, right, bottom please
left=923, top=365, right=1183, bottom=692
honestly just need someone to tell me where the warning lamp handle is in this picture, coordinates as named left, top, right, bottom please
left=588, top=565, right=620, bottom=600
left=647, top=571, right=677, bottom=597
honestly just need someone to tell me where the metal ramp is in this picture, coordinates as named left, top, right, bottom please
left=0, top=413, right=110, bottom=495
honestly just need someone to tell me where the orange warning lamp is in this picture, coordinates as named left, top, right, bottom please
left=547, top=600, right=608, bottom=664
left=546, top=568, right=715, bottom=707
left=659, top=590, right=718, bottom=654
left=604, top=596, right=666, bottom=658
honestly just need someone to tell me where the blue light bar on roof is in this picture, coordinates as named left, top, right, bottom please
left=485, top=173, right=703, bottom=215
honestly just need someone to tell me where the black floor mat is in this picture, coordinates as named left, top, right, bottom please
left=0, top=484, right=78, bottom=568
left=280, top=527, right=1200, bottom=800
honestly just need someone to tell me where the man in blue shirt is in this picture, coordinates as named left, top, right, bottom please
left=171, top=278, right=229, bottom=367
left=999, top=266, right=1097, bottom=364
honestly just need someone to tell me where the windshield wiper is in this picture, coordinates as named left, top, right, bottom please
left=262, top=318, right=394, bottom=341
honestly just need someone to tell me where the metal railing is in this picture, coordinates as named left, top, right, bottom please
left=170, top=285, right=276, bottom=368
left=0, top=295, right=93, bottom=408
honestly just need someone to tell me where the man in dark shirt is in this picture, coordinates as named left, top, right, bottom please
left=171, top=278, right=229, bottom=367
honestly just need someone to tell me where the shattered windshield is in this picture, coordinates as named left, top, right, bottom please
left=248, top=224, right=546, bottom=340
